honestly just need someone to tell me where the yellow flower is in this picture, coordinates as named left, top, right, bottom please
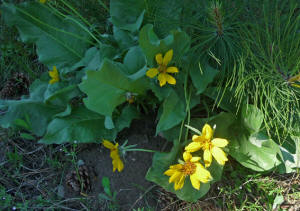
left=164, top=152, right=212, bottom=190
left=48, top=66, right=60, bottom=84
left=185, top=124, right=228, bottom=167
left=146, top=49, right=179, bottom=87
left=102, top=140, right=124, bottom=172
left=39, top=0, right=47, bottom=3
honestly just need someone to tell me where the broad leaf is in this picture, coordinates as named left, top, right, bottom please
left=0, top=80, right=64, bottom=136
left=114, top=105, right=140, bottom=131
left=241, top=104, right=264, bottom=133
left=146, top=140, right=210, bottom=202
left=123, top=46, right=146, bottom=75
left=156, top=90, right=186, bottom=134
left=190, top=63, right=219, bottom=94
left=229, top=129, right=282, bottom=172
left=79, top=59, right=148, bottom=116
left=2, top=2, right=92, bottom=68
left=72, top=45, right=118, bottom=71
left=110, top=0, right=145, bottom=32
left=39, top=106, right=117, bottom=144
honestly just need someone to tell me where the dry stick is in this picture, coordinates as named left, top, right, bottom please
left=129, top=185, right=156, bottom=210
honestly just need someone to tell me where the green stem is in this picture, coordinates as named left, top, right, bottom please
left=124, top=149, right=156, bottom=153
left=48, top=3, right=102, bottom=45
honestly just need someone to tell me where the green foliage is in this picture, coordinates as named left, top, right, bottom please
left=79, top=59, right=148, bottom=117
left=1, top=0, right=299, bottom=203
left=156, top=90, right=186, bottom=134
left=1, top=2, right=92, bottom=68
left=110, top=0, right=145, bottom=32
left=39, top=106, right=114, bottom=144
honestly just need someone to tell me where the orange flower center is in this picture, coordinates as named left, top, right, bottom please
left=158, top=65, right=167, bottom=73
left=182, top=161, right=196, bottom=175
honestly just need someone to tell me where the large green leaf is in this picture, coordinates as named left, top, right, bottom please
left=228, top=104, right=282, bottom=171
left=114, top=105, right=140, bottom=131
left=110, top=0, right=145, bottom=32
left=241, top=104, right=264, bottom=133
left=0, top=99, right=63, bottom=137
left=146, top=140, right=210, bottom=202
left=2, top=2, right=92, bottom=68
left=190, top=63, right=219, bottom=94
left=156, top=90, right=186, bottom=134
left=44, top=83, right=81, bottom=107
left=79, top=59, right=148, bottom=117
left=139, top=24, right=190, bottom=66
left=277, top=132, right=300, bottom=173
left=229, top=129, right=282, bottom=172
left=123, top=46, right=147, bottom=75
left=39, top=106, right=116, bottom=144
left=72, top=45, right=118, bottom=71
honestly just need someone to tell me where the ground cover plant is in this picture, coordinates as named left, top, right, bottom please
left=0, top=0, right=299, bottom=210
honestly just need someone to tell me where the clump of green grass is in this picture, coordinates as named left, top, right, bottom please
left=229, top=0, right=300, bottom=141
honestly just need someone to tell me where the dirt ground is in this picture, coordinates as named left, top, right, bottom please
left=64, top=117, right=167, bottom=210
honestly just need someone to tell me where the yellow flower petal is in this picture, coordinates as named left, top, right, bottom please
left=190, top=174, right=200, bottom=190
left=158, top=73, right=167, bottom=87
left=202, top=124, right=213, bottom=140
left=183, top=151, right=192, bottom=162
left=212, top=138, right=228, bottom=148
left=49, top=78, right=56, bottom=84
left=117, top=158, right=124, bottom=172
left=169, top=171, right=182, bottom=183
left=102, top=140, right=115, bottom=150
left=155, top=53, right=163, bottom=65
left=174, top=174, right=185, bottom=190
left=165, top=74, right=176, bottom=85
left=195, top=163, right=212, bottom=183
left=192, top=135, right=205, bottom=142
left=166, top=67, right=179, bottom=73
left=211, top=146, right=228, bottom=165
left=203, top=149, right=212, bottom=167
left=146, top=68, right=159, bottom=78
left=170, top=164, right=183, bottom=170
left=163, top=49, right=173, bottom=66
left=164, top=169, right=176, bottom=176
left=190, top=156, right=201, bottom=162
left=185, top=142, right=202, bottom=152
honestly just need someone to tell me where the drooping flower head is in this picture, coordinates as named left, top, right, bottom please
left=102, top=140, right=124, bottom=172
left=48, top=66, right=60, bottom=84
left=185, top=124, right=228, bottom=167
left=164, top=152, right=212, bottom=190
left=146, top=49, right=179, bottom=87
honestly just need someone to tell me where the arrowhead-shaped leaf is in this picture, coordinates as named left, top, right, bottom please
left=156, top=90, right=186, bottom=134
left=79, top=59, right=148, bottom=116
left=39, top=106, right=117, bottom=144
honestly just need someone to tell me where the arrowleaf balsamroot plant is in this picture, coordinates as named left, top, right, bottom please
left=0, top=0, right=299, bottom=203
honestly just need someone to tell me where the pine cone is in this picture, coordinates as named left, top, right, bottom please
left=65, top=165, right=92, bottom=193
left=0, top=73, right=29, bottom=99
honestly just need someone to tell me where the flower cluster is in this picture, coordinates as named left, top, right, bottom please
left=164, top=124, right=229, bottom=191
